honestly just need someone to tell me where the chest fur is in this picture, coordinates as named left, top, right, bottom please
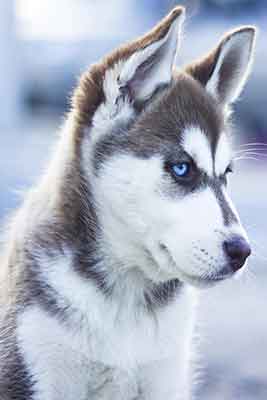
left=18, top=287, right=195, bottom=369
left=16, top=294, right=194, bottom=400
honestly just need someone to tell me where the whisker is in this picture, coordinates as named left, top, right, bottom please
left=239, top=142, right=267, bottom=147
left=234, top=156, right=263, bottom=162
left=234, top=152, right=267, bottom=159
left=235, top=147, right=267, bottom=154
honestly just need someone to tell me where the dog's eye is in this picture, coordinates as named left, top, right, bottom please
left=225, top=164, right=233, bottom=174
left=220, top=164, right=233, bottom=186
left=171, top=162, right=191, bottom=178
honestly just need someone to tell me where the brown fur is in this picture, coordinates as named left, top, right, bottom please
left=71, top=6, right=185, bottom=149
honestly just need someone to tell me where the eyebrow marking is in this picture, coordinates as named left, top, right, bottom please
left=181, top=126, right=213, bottom=176
left=215, top=133, right=232, bottom=176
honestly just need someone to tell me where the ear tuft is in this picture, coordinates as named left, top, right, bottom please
left=186, top=26, right=257, bottom=106
left=113, top=6, right=185, bottom=102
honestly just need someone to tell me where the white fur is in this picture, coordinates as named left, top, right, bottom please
left=93, top=155, right=170, bottom=283
left=181, top=126, right=213, bottom=176
left=89, top=62, right=135, bottom=147
left=17, top=305, right=92, bottom=400
left=94, top=153, right=247, bottom=286
left=206, top=29, right=255, bottom=104
left=214, top=132, right=232, bottom=176
left=81, top=61, right=136, bottom=177
left=12, top=18, right=254, bottom=400
left=16, top=147, right=249, bottom=400
left=18, top=251, right=196, bottom=400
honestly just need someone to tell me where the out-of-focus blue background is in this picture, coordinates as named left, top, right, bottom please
left=0, top=1, right=266, bottom=398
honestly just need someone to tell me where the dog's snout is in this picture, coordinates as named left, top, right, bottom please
left=223, top=236, right=251, bottom=271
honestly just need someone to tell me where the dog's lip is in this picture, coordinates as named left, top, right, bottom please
left=174, top=269, right=234, bottom=288
left=159, top=241, right=234, bottom=287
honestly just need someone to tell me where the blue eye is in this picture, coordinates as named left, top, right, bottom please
left=172, top=162, right=190, bottom=177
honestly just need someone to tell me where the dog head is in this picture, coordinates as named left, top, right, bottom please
left=75, top=7, right=256, bottom=287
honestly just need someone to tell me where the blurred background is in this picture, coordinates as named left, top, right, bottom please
left=0, top=0, right=266, bottom=398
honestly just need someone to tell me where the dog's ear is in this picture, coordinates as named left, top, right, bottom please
left=114, top=6, right=185, bottom=102
left=72, top=7, right=185, bottom=137
left=186, top=27, right=256, bottom=106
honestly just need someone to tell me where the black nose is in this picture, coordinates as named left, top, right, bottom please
left=223, top=236, right=251, bottom=272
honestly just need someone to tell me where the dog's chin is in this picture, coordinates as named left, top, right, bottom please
left=154, top=242, right=235, bottom=288
left=145, top=242, right=236, bottom=288
left=145, top=263, right=234, bottom=289
left=175, top=269, right=234, bottom=289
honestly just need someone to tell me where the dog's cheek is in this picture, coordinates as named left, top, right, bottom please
left=160, top=188, right=225, bottom=273
left=94, top=155, right=166, bottom=236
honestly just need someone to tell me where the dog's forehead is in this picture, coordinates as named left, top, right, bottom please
left=93, top=73, right=232, bottom=176
left=140, top=73, right=232, bottom=176
left=165, top=74, right=223, bottom=139
left=181, top=126, right=232, bottom=176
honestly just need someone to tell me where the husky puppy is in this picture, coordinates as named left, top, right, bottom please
left=0, top=6, right=256, bottom=400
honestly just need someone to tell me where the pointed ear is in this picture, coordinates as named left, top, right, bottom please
left=186, top=27, right=256, bottom=106
left=116, top=6, right=185, bottom=102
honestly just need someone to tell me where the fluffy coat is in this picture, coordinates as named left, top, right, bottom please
left=0, top=7, right=256, bottom=400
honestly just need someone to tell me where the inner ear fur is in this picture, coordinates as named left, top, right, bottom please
left=185, top=26, right=257, bottom=105
left=105, top=6, right=185, bottom=74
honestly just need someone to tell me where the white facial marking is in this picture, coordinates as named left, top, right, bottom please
left=23, top=249, right=194, bottom=374
left=95, top=153, right=219, bottom=283
left=215, top=133, right=232, bottom=176
left=161, top=187, right=225, bottom=271
left=181, top=126, right=213, bottom=176
left=94, top=149, right=249, bottom=287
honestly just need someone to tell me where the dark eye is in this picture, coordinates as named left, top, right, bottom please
left=225, top=165, right=233, bottom=174
left=220, top=164, right=233, bottom=186
left=171, top=162, right=191, bottom=178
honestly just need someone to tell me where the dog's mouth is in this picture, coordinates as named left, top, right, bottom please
left=176, top=270, right=233, bottom=289
left=157, top=242, right=234, bottom=288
